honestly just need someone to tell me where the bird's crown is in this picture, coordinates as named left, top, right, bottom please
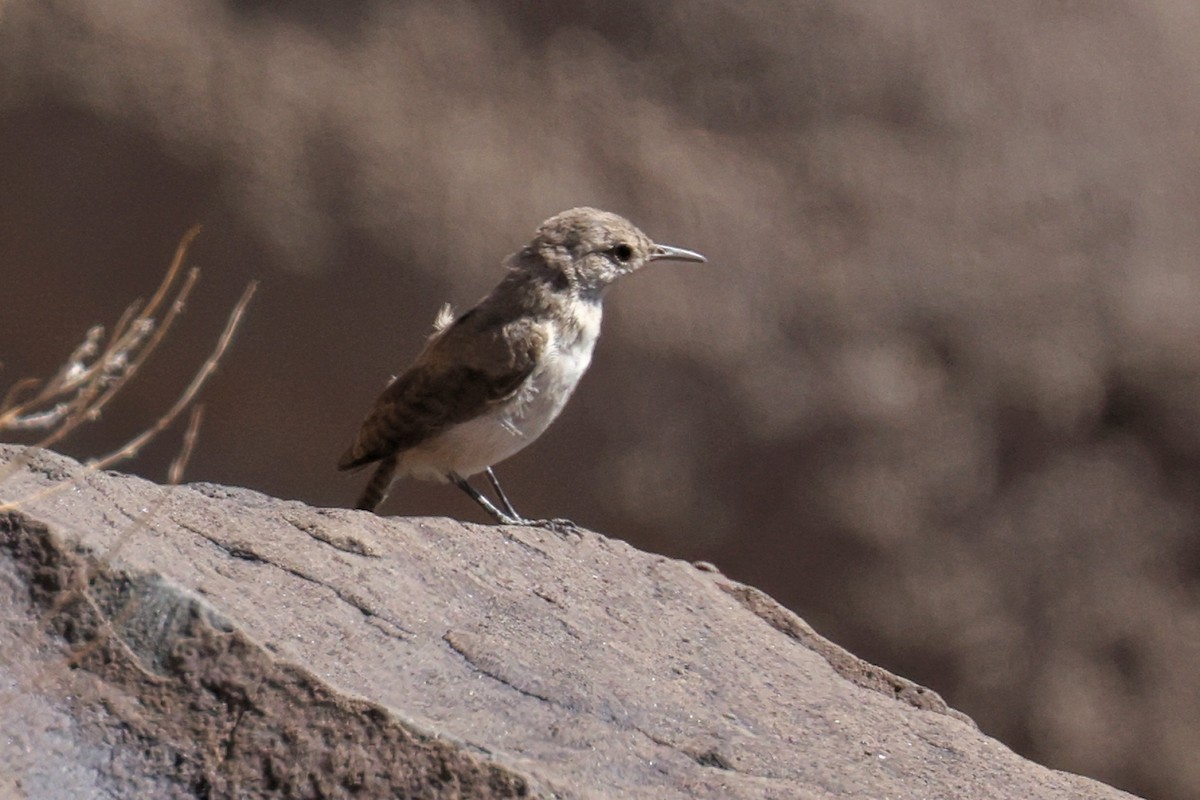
left=526, top=207, right=704, bottom=296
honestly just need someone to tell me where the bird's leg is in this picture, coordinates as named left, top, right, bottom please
left=484, top=467, right=521, bottom=520
left=483, top=468, right=581, bottom=535
left=449, top=471, right=525, bottom=525
left=448, top=470, right=581, bottom=535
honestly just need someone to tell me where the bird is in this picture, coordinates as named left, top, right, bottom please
left=338, top=207, right=706, bottom=525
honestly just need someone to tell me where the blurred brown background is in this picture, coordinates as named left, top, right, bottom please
left=3, top=2, right=1199, bottom=798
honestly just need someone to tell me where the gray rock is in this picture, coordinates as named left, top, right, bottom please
left=0, top=445, right=1137, bottom=799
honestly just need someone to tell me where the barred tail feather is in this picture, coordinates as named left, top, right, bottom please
left=355, top=454, right=399, bottom=512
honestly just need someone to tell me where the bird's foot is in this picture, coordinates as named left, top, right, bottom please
left=489, top=514, right=580, bottom=537
left=531, top=517, right=583, bottom=537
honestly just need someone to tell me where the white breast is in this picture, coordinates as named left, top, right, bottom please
left=398, top=301, right=603, bottom=481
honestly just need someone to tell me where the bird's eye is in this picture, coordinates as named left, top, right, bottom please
left=610, top=243, right=633, bottom=262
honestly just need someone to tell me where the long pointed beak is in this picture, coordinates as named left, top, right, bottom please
left=650, top=243, right=707, bottom=263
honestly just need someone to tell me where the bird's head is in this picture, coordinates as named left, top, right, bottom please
left=529, top=207, right=706, bottom=299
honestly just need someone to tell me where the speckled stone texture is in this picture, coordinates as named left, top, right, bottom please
left=0, top=446, right=1137, bottom=799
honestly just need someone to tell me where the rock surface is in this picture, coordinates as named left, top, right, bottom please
left=0, top=445, right=1136, bottom=799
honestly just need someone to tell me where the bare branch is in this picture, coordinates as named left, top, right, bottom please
left=168, top=404, right=205, bottom=485
left=0, top=326, right=105, bottom=428
left=79, top=270, right=200, bottom=425
left=86, top=280, right=258, bottom=471
left=0, top=227, right=201, bottom=435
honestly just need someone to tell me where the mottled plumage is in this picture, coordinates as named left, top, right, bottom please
left=339, top=207, right=705, bottom=524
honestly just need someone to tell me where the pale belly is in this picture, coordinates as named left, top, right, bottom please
left=396, top=328, right=596, bottom=482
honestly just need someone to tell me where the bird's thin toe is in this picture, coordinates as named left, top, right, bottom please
left=533, top=518, right=583, bottom=537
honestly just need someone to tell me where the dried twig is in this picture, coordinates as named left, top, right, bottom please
left=0, top=279, right=257, bottom=512
left=168, top=404, right=205, bottom=486
left=0, top=226, right=202, bottom=437
left=0, top=222, right=258, bottom=508
left=35, top=271, right=197, bottom=455
left=87, top=281, right=257, bottom=471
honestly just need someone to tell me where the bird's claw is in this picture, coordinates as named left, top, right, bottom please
left=534, top=517, right=583, bottom=537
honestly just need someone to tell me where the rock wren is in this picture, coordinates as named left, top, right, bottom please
left=338, top=207, right=706, bottom=525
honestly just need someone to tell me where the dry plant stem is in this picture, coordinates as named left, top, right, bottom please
left=32, top=268, right=199, bottom=452
left=0, top=279, right=258, bottom=512
left=1, top=325, right=104, bottom=423
left=25, top=326, right=104, bottom=403
left=0, top=230, right=204, bottom=489
left=87, top=280, right=258, bottom=471
left=143, top=225, right=203, bottom=320
left=1, top=377, right=45, bottom=420
left=78, top=271, right=199, bottom=426
left=76, top=226, right=196, bottom=409
left=168, top=404, right=204, bottom=486
left=0, top=327, right=104, bottom=429
left=61, top=326, right=107, bottom=382
left=0, top=225, right=198, bottom=431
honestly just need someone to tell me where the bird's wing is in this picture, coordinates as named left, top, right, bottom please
left=337, top=313, right=545, bottom=470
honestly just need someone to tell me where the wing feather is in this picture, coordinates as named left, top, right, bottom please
left=337, top=311, right=544, bottom=470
